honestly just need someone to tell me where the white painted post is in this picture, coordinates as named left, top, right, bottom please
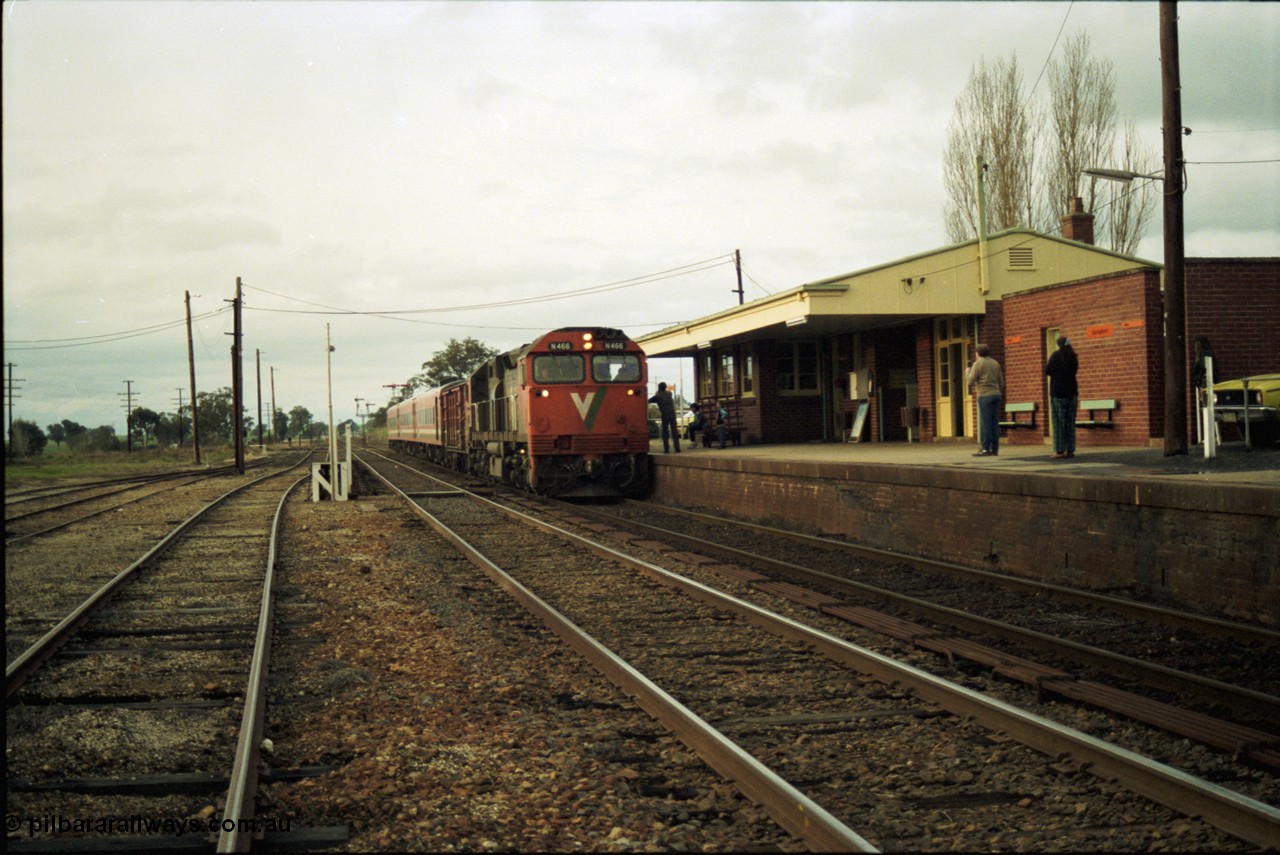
left=1203, top=356, right=1216, bottom=459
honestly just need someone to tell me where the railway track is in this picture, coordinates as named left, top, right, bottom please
left=5, top=455, right=308, bottom=666
left=6, top=456, right=326, bottom=852
left=558, top=500, right=1280, bottom=762
left=5, top=473, right=219, bottom=544
left=356, top=450, right=1280, bottom=851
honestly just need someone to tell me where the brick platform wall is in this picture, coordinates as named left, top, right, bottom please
left=1000, top=269, right=1162, bottom=446
left=651, top=455, right=1279, bottom=626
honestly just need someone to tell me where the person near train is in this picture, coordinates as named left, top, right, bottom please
left=648, top=382, right=680, bottom=453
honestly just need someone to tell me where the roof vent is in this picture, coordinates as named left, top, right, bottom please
left=1007, top=246, right=1035, bottom=269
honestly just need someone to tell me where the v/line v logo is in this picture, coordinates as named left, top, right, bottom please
left=570, top=389, right=605, bottom=429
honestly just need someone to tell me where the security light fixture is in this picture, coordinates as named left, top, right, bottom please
left=1083, top=167, right=1163, bottom=183
left=785, top=316, right=807, bottom=327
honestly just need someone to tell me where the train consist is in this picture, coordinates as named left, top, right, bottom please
left=386, top=327, right=651, bottom=498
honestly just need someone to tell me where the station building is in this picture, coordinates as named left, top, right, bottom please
left=638, top=204, right=1279, bottom=449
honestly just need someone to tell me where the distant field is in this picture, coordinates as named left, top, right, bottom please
left=4, top=445, right=234, bottom=483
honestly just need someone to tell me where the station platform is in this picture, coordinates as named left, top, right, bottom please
left=651, top=437, right=1280, bottom=488
left=643, top=437, right=1279, bottom=626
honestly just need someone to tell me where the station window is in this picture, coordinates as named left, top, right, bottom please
left=776, top=341, right=818, bottom=395
left=532, top=354, right=585, bottom=384
left=718, top=353, right=736, bottom=397
left=741, top=348, right=755, bottom=398
left=699, top=353, right=715, bottom=398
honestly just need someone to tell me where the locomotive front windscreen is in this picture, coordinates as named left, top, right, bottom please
left=591, top=354, right=642, bottom=383
left=532, top=354, right=585, bottom=384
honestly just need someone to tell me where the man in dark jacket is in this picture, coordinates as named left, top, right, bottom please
left=1045, top=336, right=1080, bottom=458
left=648, top=382, right=680, bottom=453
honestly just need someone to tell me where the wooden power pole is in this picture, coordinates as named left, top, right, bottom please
left=229, top=277, right=245, bottom=474
left=185, top=290, right=202, bottom=464
left=1160, top=0, right=1188, bottom=456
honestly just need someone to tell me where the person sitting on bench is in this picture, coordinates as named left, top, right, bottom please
left=685, top=403, right=707, bottom=444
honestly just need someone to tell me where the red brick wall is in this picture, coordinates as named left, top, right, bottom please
left=651, top=455, right=1279, bottom=626
left=1000, top=269, right=1163, bottom=446
left=1184, top=258, right=1280, bottom=386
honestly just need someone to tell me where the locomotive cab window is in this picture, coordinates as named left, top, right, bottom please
left=533, top=354, right=585, bottom=384
left=592, top=354, right=642, bottom=383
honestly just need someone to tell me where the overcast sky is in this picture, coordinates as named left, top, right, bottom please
left=4, top=1, right=1277, bottom=439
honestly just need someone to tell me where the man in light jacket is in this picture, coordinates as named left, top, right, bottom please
left=966, top=344, right=1004, bottom=456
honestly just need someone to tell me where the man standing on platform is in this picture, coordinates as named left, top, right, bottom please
left=1045, top=336, right=1080, bottom=459
left=966, top=344, right=1004, bottom=457
left=648, top=382, right=680, bottom=454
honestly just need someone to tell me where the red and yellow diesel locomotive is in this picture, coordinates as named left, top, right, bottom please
left=386, top=327, right=651, bottom=497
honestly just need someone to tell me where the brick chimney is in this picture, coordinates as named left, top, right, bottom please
left=1061, top=197, right=1095, bottom=245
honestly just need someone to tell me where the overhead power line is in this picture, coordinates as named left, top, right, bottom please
left=4, top=307, right=231, bottom=350
left=242, top=253, right=738, bottom=318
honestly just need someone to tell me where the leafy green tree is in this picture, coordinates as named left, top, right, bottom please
left=130, top=407, right=163, bottom=450
left=9, top=420, right=48, bottom=457
left=157, top=411, right=189, bottom=447
left=288, top=406, right=313, bottom=441
left=405, top=337, right=500, bottom=397
left=272, top=408, right=289, bottom=443
left=85, top=425, right=120, bottom=452
left=46, top=422, right=67, bottom=447
left=62, top=420, right=90, bottom=451
left=196, top=388, right=248, bottom=445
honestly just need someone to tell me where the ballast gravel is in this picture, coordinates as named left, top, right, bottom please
left=264, top=493, right=801, bottom=852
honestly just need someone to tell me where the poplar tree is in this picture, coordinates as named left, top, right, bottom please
left=943, top=31, right=1156, bottom=255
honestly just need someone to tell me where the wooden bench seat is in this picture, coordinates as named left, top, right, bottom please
left=699, top=399, right=743, bottom=447
left=998, top=402, right=1037, bottom=429
left=1077, top=398, right=1118, bottom=427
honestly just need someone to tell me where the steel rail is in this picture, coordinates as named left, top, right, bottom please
left=629, top=503, right=1280, bottom=645
left=518, top=502, right=1280, bottom=848
left=6, top=476, right=215, bottom=545
left=362, top=453, right=1280, bottom=849
left=218, top=474, right=309, bottom=853
left=4, top=471, right=215, bottom=525
left=357, top=455, right=877, bottom=853
left=4, top=454, right=311, bottom=698
left=4, top=466, right=236, bottom=508
left=564, top=503, right=1280, bottom=725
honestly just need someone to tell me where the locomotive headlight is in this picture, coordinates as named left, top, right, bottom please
left=582, top=332, right=594, bottom=342
left=538, top=389, right=550, bottom=397
left=626, top=389, right=635, bottom=396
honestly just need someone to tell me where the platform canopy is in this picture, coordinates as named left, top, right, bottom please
left=638, top=229, right=1154, bottom=359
